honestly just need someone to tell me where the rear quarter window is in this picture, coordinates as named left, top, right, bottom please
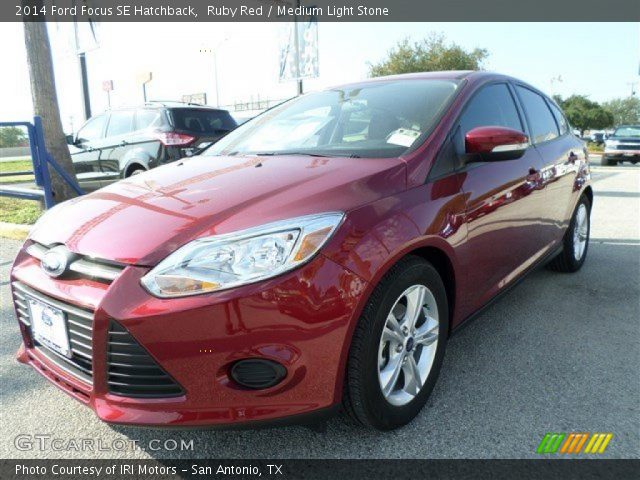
left=171, top=109, right=237, bottom=133
left=549, top=103, right=569, bottom=135
left=516, top=86, right=560, bottom=144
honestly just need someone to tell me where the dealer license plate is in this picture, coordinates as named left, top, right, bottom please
left=27, top=297, right=71, bottom=358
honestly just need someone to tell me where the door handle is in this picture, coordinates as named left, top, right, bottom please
left=526, top=167, right=541, bottom=186
left=527, top=167, right=540, bottom=178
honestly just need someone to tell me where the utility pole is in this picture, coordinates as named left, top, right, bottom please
left=294, top=0, right=303, bottom=95
left=22, top=1, right=80, bottom=202
left=72, top=1, right=92, bottom=120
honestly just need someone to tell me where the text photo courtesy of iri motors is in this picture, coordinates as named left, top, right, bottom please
left=0, top=1, right=638, bottom=479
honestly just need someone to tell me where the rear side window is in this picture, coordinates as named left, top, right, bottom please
left=516, top=87, right=559, bottom=143
left=459, top=83, right=523, bottom=136
left=106, top=111, right=135, bottom=137
left=549, top=102, right=569, bottom=135
left=171, top=109, right=237, bottom=133
left=135, top=110, right=162, bottom=130
left=76, top=115, right=107, bottom=143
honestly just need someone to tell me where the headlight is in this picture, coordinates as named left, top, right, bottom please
left=141, top=212, right=344, bottom=297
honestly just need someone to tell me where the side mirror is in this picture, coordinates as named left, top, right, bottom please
left=465, top=126, right=529, bottom=162
left=65, top=134, right=76, bottom=145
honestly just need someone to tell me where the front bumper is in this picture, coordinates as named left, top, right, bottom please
left=11, top=243, right=367, bottom=427
left=603, top=149, right=640, bottom=161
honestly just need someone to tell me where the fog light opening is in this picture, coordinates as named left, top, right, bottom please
left=230, top=359, right=287, bottom=389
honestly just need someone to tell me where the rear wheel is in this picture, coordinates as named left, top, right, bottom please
left=343, top=256, right=449, bottom=430
left=547, top=195, right=591, bottom=273
left=126, top=165, right=146, bottom=177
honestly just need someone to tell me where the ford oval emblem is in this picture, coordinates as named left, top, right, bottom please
left=41, top=246, right=73, bottom=278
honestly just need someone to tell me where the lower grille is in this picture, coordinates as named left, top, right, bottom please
left=107, top=321, right=184, bottom=398
left=13, top=282, right=94, bottom=385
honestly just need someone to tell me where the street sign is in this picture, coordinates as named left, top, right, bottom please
left=182, top=93, right=207, bottom=105
left=102, top=80, right=113, bottom=92
left=136, top=71, right=153, bottom=84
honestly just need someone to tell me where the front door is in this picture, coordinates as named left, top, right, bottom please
left=455, top=82, right=547, bottom=314
left=71, top=114, right=108, bottom=191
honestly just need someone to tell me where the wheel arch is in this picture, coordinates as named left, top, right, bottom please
left=409, top=246, right=456, bottom=335
left=334, top=238, right=460, bottom=404
left=124, top=161, right=147, bottom=177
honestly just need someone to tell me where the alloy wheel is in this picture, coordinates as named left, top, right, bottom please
left=573, top=203, right=589, bottom=261
left=377, top=284, right=439, bottom=406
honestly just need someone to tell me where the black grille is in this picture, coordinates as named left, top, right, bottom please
left=13, top=282, right=93, bottom=385
left=107, top=321, right=184, bottom=398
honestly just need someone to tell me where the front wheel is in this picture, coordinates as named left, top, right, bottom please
left=343, top=256, right=449, bottom=430
left=547, top=195, right=591, bottom=272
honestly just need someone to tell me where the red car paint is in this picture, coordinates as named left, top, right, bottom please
left=11, top=72, right=591, bottom=427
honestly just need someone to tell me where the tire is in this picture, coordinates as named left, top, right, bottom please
left=601, top=155, right=616, bottom=166
left=343, top=256, right=449, bottom=430
left=547, top=195, right=591, bottom=273
left=126, top=165, right=146, bottom=177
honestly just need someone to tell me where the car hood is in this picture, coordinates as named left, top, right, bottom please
left=30, top=154, right=406, bottom=265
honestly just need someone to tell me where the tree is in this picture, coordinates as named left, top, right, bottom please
left=369, top=34, right=488, bottom=77
left=603, top=96, right=640, bottom=126
left=23, top=2, right=79, bottom=202
left=0, top=127, right=27, bottom=148
left=555, top=95, right=614, bottom=136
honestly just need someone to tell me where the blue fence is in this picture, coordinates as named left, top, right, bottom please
left=0, top=116, right=83, bottom=209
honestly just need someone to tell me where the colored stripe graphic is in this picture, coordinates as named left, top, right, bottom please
left=585, top=433, right=613, bottom=454
left=537, top=433, right=566, bottom=453
left=539, top=433, right=613, bottom=454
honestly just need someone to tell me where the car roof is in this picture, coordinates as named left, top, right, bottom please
left=107, top=102, right=231, bottom=113
left=328, top=70, right=517, bottom=90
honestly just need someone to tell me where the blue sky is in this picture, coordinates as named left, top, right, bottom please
left=0, top=22, right=637, bottom=131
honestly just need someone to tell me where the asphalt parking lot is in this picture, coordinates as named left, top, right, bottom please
left=0, top=161, right=638, bottom=460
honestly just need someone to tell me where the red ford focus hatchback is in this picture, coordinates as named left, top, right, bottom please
left=11, top=71, right=592, bottom=430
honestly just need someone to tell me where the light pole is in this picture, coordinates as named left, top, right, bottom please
left=200, top=37, right=229, bottom=107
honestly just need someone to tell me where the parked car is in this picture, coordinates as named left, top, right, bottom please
left=602, top=125, right=640, bottom=166
left=12, top=71, right=592, bottom=430
left=589, top=131, right=606, bottom=145
left=66, top=102, right=237, bottom=189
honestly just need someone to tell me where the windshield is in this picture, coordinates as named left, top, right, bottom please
left=612, top=126, right=640, bottom=138
left=203, top=79, right=460, bottom=158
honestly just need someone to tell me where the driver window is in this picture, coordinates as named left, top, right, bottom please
left=76, top=115, right=107, bottom=144
left=459, top=84, right=523, bottom=137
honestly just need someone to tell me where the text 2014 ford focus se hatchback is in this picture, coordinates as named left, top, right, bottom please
left=11, top=71, right=592, bottom=430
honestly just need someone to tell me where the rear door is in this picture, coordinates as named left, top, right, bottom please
left=455, top=82, right=547, bottom=312
left=514, top=85, right=584, bottom=246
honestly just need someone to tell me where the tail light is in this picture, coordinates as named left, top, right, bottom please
left=154, top=131, right=196, bottom=147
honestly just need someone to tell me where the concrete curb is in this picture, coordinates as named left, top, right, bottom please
left=0, top=222, right=30, bottom=241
